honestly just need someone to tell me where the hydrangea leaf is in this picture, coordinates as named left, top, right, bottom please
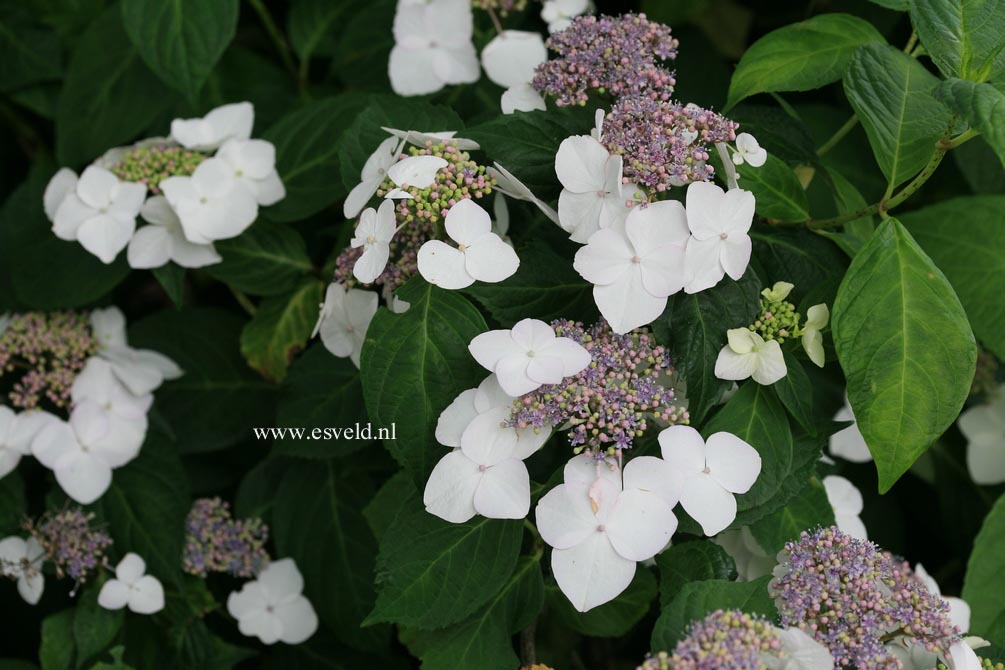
left=417, top=556, right=544, bottom=670
left=962, top=493, right=1005, bottom=643
left=205, top=221, right=313, bottom=297
left=772, top=349, right=819, bottom=435
left=0, top=472, right=26, bottom=535
left=831, top=218, right=976, bottom=492
left=73, top=583, right=124, bottom=669
left=748, top=477, right=835, bottom=554
left=844, top=43, right=954, bottom=189
left=56, top=7, right=169, bottom=167
left=908, top=0, right=1005, bottom=81
left=650, top=576, right=777, bottom=651
left=239, top=279, right=324, bottom=383
left=360, top=277, right=488, bottom=484
left=271, top=345, right=370, bottom=459
left=733, top=152, right=809, bottom=222
left=547, top=568, right=657, bottom=637
left=726, top=13, right=885, bottom=109
left=364, top=505, right=522, bottom=629
left=657, top=541, right=738, bottom=607
left=130, top=308, right=280, bottom=453
left=901, top=196, right=1005, bottom=361
left=40, top=609, right=76, bottom=670
left=120, top=0, right=238, bottom=100
left=273, top=461, right=388, bottom=652
left=936, top=79, right=1005, bottom=168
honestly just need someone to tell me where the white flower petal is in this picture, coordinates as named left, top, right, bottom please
left=555, top=136, right=608, bottom=193
left=53, top=449, right=113, bottom=505
left=432, top=44, right=480, bottom=85
left=559, top=189, right=606, bottom=243
left=468, top=330, right=525, bottom=372
left=551, top=531, right=635, bottom=612
left=721, top=234, right=752, bottom=281
left=481, top=30, right=547, bottom=88
left=658, top=426, right=707, bottom=475
left=344, top=176, right=385, bottom=220
left=76, top=214, right=135, bottom=264
left=501, top=84, right=546, bottom=114
left=444, top=198, right=492, bottom=246
left=389, top=45, right=444, bottom=96
left=115, top=553, right=146, bottom=584
left=353, top=245, right=390, bottom=284
left=822, top=475, right=864, bottom=516
left=98, top=579, right=130, bottom=610
left=829, top=401, right=873, bottom=463
left=129, top=575, right=165, bottom=614
left=573, top=226, right=634, bottom=286
left=706, top=432, right=761, bottom=494
left=44, top=168, right=78, bottom=221
left=535, top=483, right=597, bottom=550
left=683, top=236, right=726, bottom=294
left=623, top=456, right=682, bottom=508
left=473, top=458, right=530, bottom=519
left=258, top=558, right=304, bottom=600
left=593, top=271, right=668, bottom=334
left=460, top=406, right=521, bottom=466
left=387, top=155, right=448, bottom=189
left=464, top=233, right=519, bottom=283
left=751, top=339, right=787, bottom=385
left=417, top=239, right=474, bottom=289
left=127, top=225, right=173, bottom=269
left=436, top=388, right=479, bottom=448
left=605, top=489, right=677, bottom=561
left=423, top=450, right=481, bottom=523
left=680, top=473, right=737, bottom=536
left=776, top=626, right=836, bottom=670
left=274, top=596, right=318, bottom=644
left=539, top=337, right=591, bottom=377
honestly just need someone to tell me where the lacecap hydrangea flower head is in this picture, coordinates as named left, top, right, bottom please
left=42, top=102, right=284, bottom=269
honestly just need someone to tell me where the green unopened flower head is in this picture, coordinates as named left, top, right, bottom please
left=111, top=144, right=208, bottom=194
left=750, top=280, right=803, bottom=344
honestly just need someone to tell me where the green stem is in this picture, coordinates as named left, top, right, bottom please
left=816, top=114, right=859, bottom=156
left=943, top=127, right=979, bottom=149
left=903, top=31, right=918, bottom=55
left=247, top=0, right=299, bottom=82
left=229, top=286, right=258, bottom=317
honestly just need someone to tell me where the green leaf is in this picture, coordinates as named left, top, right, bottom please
left=2, top=161, right=129, bottom=309
left=909, top=0, right=1005, bottom=81
left=773, top=349, right=818, bottom=435
left=868, top=0, right=908, bottom=9
left=205, top=221, right=313, bottom=296
left=665, top=273, right=762, bottom=425
left=288, top=0, right=350, bottom=60
left=152, top=264, right=185, bottom=307
left=41, top=609, right=76, bottom=670
left=73, top=582, right=124, bottom=669
left=650, top=577, right=777, bottom=651
left=366, top=505, right=522, bottom=629
left=0, top=5, right=61, bottom=93
left=93, top=429, right=188, bottom=583
left=954, top=135, right=1005, bottom=194
left=734, top=153, right=809, bottom=222
left=466, top=107, right=593, bottom=201
left=703, top=383, right=819, bottom=527
left=56, top=7, right=170, bottom=166
left=657, top=541, right=737, bottom=607
left=263, top=94, right=370, bottom=222
left=240, top=279, right=323, bottom=383
left=130, top=308, right=279, bottom=453
left=120, top=0, right=237, bottom=99
left=936, top=79, right=1005, bottom=167
left=235, top=457, right=289, bottom=524
left=548, top=567, right=657, bottom=637
left=748, top=477, right=835, bottom=554
left=464, top=239, right=596, bottom=327
left=831, top=218, right=976, bottom=492
left=750, top=228, right=848, bottom=309
left=844, top=43, right=953, bottom=189
left=963, top=493, right=1005, bottom=643
left=273, top=461, right=386, bottom=651
left=363, top=471, right=416, bottom=543
left=901, top=196, right=1005, bottom=360
left=271, top=345, right=370, bottom=459
left=337, top=94, right=464, bottom=194
left=0, top=470, right=26, bottom=534
left=726, top=13, right=885, bottom=109
left=360, top=277, right=487, bottom=483
left=418, top=556, right=544, bottom=670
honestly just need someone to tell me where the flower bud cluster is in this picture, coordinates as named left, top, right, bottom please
left=508, top=319, right=687, bottom=454
left=750, top=296, right=802, bottom=344
left=603, top=96, right=739, bottom=193
left=532, top=13, right=678, bottom=107
left=110, top=144, right=207, bottom=194
left=0, top=311, right=97, bottom=409
left=24, top=507, right=112, bottom=584
left=770, top=526, right=959, bottom=670
left=182, top=497, right=270, bottom=579
left=638, top=610, right=784, bottom=670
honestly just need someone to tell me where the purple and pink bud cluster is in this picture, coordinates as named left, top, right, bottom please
left=639, top=610, right=784, bottom=670
left=507, top=319, right=688, bottom=454
left=532, top=13, right=678, bottom=107
left=182, top=497, right=270, bottom=579
left=25, top=507, right=112, bottom=585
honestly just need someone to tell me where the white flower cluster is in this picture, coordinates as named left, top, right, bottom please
left=420, top=319, right=764, bottom=611
left=227, top=558, right=318, bottom=645
left=43, top=102, right=284, bottom=269
left=388, top=0, right=555, bottom=113
left=0, top=308, right=180, bottom=504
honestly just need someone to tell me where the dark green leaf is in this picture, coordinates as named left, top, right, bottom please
left=464, top=239, right=596, bottom=327
left=362, top=471, right=416, bottom=543
left=152, top=264, right=185, bottom=308
left=751, top=227, right=848, bottom=309
left=273, top=461, right=386, bottom=651
left=657, top=541, right=737, bottom=607
left=831, top=218, right=976, bottom=491
left=936, top=79, right=1005, bottom=167
left=650, top=577, right=777, bottom=651
left=748, top=477, right=835, bottom=554
left=844, top=43, right=953, bottom=189
left=263, top=95, right=370, bottom=222
left=773, top=349, right=818, bottom=435
left=665, top=273, right=762, bottom=425
left=909, top=0, right=1005, bottom=81
left=0, top=470, right=26, bottom=534
left=40, top=609, right=76, bottom=670
left=902, top=196, right=1005, bottom=360
left=56, top=7, right=169, bottom=166
left=93, top=429, right=188, bottom=583
left=954, top=136, right=1005, bottom=194
left=240, top=279, right=324, bottom=382
left=120, top=0, right=238, bottom=99
left=73, top=582, right=124, bottom=669
left=726, top=14, right=885, bottom=109
left=360, top=277, right=487, bottom=483
left=271, top=345, right=370, bottom=459
left=734, top=153, right=809, bottom=222
left=288, top=0, right=350, bottom=60
left=962, top=493, right=1005, bottom=643
left=548, top=567, right=657, bottom=637
left=0, top=5, right=61, bottom=92
left=205, top=221, right=313, bottom=296
left=130, top=308, right=279, bottom=453
left=366, top=505, right=522, bottom=629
